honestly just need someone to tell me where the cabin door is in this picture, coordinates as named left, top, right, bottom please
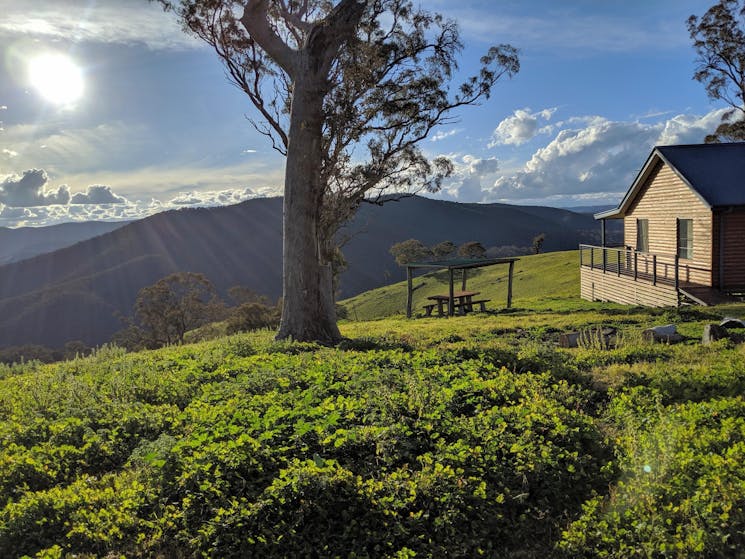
left=720, top=210, right=745, bottom=289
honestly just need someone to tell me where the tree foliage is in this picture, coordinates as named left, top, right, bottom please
left=688, top=0, right=745, bottom=142
left=532, top=233, right=546, bottom=254
left=155, top=0, right=519, bottom=343
left=389, top=238, right=433, bottom=266
left=135, top=272, right=221, bottom=347
left=431, top=240, right=457, bottom=259
left=457, top=240, right=486, bottom=259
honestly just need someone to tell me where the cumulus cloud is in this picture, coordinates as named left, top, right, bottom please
left=1, top=149, right=17, bottom=158
left=169, top=187, right=263, bottom=207
left=443, top=155, right=501, bottom=201
left=490, top=108, right=556, bottom=147
left=0, top=169, right=70, bottom=206
left=488, top=108, right=728, bottom=204
left=70, top=185, right=127, bottom=205
left=656, top=110, right=729, bottom=145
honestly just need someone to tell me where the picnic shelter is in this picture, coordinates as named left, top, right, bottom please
left=405, top=257, right=519, bottom=318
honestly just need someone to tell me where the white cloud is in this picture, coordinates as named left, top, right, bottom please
left=490, top=108, right=556, bottom=147
left=70, top=185, right=127, bottom=205
left=431, top=129, right=462, bottom=142
left=169, top=187, right=266, bottom=207
left=656, top=110, right=729, bottom=145
left=488, top=108, right=728, bottom=204
left=0, top=169, right=70, bottom=206
left=0, top=0, right=199, bottom=50
left=1, top=149, right=17, bottom=158
left=442, top=155, right=501, bottom=201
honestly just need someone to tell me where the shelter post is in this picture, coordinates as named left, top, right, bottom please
left=507, top=260, right=515, bottom=308
left=448, top=269, right=455, bottom=316
left=406, top=266, right=413, bottom=318
left=461, top=269, right=468, bottom=291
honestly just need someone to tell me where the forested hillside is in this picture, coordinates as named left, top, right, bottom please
left=0, top=198, right=612, bottom=348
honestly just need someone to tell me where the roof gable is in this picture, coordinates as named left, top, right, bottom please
left=595, top=143, right=745, bottom=219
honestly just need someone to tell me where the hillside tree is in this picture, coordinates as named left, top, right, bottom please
left=688, top=0, right=745, bottom=142
left=156, top=0, right=519, bottom=343
left=135, top=272, right=221, bottom=347
left=532, top=233, right=545, bottom=254
left=432, top=240, right=457, bottom=259
left=389, top=238, right=433, bottom=266
left=457, top=241, right=486, bottom=259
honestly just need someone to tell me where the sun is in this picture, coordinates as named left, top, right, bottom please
left=28, top=53, right=84, bottom=106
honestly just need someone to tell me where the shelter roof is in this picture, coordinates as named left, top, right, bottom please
left=406, top=257, right=519, bottom=270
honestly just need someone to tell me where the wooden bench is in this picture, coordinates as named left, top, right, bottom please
left=454, top=299, right=491, bottom=313
left=422, top=303, right=438, bottom=316
left=424, top=299, right=490, bottom=316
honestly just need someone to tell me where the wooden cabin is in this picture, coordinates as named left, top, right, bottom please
left=580, top=143, right=745, bottom=307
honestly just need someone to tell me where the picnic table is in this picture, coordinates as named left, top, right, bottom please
left=423, top=290, right=491, bottom=317
left=404, top=257, right=519, bottom=318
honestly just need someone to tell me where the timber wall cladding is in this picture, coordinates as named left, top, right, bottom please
left=580, top=267, right=679, bottom=307
left=624, top=161, right=713, bottom=286
left=720, top=209, right=745, bottom=288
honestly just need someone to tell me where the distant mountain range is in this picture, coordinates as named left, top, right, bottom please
left=0, top=196, right=616, bottom=348
left=561, top=205, right=615, bottom=215
left=0, top=221, right=128, bottom=265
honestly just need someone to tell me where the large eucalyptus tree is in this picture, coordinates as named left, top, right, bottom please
left=688, top=0, right=745, bottom=142
left=156, top=0, right=519, bottom=343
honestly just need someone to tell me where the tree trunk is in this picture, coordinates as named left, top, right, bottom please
left=276, top=76, right=342, bottom=344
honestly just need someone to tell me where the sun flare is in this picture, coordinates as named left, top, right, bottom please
left=28, top=53, right=84, bottom=106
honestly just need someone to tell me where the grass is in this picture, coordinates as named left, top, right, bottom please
left=3, top=249, right=745, bottom=556
left=340, top=250, right=625, bottom=320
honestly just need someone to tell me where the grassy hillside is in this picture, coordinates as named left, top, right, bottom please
left=2, top=293, right=745, bottom=556
left=342, top=250, right=597, bottom=320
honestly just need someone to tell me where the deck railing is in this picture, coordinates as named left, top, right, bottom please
left=579, top=244, right=681, bottom=288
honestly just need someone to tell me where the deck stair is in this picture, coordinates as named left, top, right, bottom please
left=679, top=286, right=740, bottom=306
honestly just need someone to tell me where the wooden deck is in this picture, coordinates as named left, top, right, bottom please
left=579, top=244, right=713, bottom=307
left=581, top=265, right=679, bottom=307
left=580, top=245, right=740, bottom=307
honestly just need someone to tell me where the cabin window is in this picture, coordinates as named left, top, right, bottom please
left=677, top=218, right=693, bottom=259
left=636, top=219, right=649, bottom=252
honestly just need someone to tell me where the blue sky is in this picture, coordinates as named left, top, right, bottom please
left=0, top=0, right=727, bottom=227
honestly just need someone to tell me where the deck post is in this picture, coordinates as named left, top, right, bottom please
left=617, top=249, right=621, bottom=276
left=634, top=251, right=638, bottom=281
left=590, top=248, right=594, bottom=269
left=507, top=260, right=514, bottom=308
left=653, top=254, right=657, bottom=285
left=580, top=246, right=584, bottom=267
left=602, top=247, right=607, bottom=274
left=406, top=266, right=413, bottom=318
left=448, top=268, right=455, bottom=316
left=674, top=254, right=679, bottom=290
left=461, top=268, right=468, bottom=291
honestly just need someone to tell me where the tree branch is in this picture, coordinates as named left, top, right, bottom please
left=240, top=0, right=298, bottom=74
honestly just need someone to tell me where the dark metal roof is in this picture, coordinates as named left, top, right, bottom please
left=406, top=257, right=519, bottom=270
left=594, top=143, right=745, bottom=220
left=656, top=143, right=745, bottom=207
